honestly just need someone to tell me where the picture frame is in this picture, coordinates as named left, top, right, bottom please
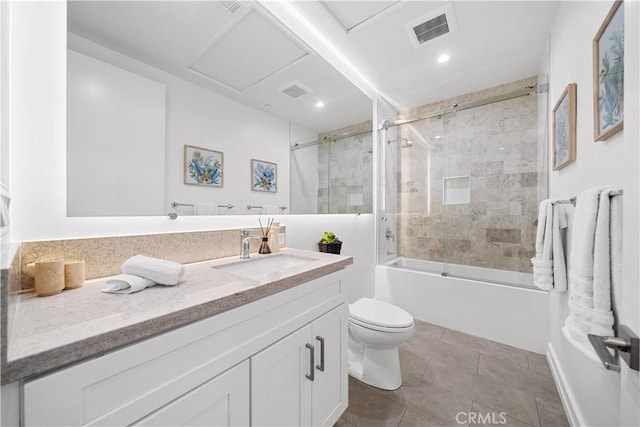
left=553, top=83, right=577, bottom=170
left=251, top=159, right=277, bottom=193
left=184, top=145, right=223, bottom=187
left=593, top=0, right=624, bottom=141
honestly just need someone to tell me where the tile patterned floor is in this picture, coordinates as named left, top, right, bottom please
left=336, top=320, right=569, bottom=427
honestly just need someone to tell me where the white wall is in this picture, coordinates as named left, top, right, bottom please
left=284, top=214, right=375, bottom=302
left=67, top=49, right=166, bottom=216
left=547, top=2, right=639, bottom=426
left=68, top=34, right=292, bottom=217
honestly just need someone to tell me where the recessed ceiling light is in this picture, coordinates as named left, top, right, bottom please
left=437, top=54, right=450, bottom=64
left=315, top=101, right=325, bottom=108
left=264, top=103, right=272, bottom=109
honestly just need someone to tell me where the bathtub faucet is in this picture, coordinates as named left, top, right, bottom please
left=385, top=227, right=395, bottom=242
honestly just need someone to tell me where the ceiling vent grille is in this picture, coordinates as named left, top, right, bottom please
left=405, top=4, right=458, bottom=48
left=280, top=81, right=313, bottom=99
left=219, top=1, right=242, bottom=15
left=413, top=14, right=449, bottom=44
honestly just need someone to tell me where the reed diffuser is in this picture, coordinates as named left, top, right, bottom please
left=258, top=218, right=274, bottom=254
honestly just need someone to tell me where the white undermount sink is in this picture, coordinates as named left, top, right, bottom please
left=214, top=254, right=318, bottom=278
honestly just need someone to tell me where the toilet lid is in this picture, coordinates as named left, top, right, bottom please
left=349, top=298, right=414, bottom=329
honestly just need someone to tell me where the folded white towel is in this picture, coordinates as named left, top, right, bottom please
left=532, top=199, right=553, bottom=290
left=195, top=203, right=216, bottom=215
left=562, top=186, right=617, bottom=364
left=552, top=203, right=569, bottom=292
left=531, top=199, right=570, bottom=291
left=102, top=274, right=156, bottom=294
left=263, top=205, right=283, bottom=214
left=122, top=255, right=185, bottom=285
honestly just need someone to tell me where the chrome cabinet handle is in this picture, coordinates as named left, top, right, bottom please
left=305, top=343, right=315, bottom=381
left=316, top=336, right=325, bottom=372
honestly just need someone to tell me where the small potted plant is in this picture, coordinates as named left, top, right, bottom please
left=318, top=231, right=342, bottom=254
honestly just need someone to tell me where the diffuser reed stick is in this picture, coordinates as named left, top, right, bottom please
left=258, top=218, right=274, bottom=254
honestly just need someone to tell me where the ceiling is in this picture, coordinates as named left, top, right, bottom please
left=68, top=1, right=561, bottom=132
left=314, top=0, right=560, bottom=109
left=67, top=1, right=372, bottom=134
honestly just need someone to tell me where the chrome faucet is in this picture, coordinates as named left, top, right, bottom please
left=240, top=229, right=260, bottom=259
left=385, top=227, right=395, bottom=242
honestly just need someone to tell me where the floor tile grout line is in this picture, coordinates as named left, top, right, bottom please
left=439, top=327, right=535, bottom=360
left=471, top=399, right=537, bottom=427
left=420, top=357, right=545, bottom=427
left=533, top=391, right=543, bottom=427
left=396, top=406, right=408, bottom=427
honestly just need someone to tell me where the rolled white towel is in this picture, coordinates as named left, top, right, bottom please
left=122, top=255, right=185, bottom=285
left=102, top=274, right=156, bottom=294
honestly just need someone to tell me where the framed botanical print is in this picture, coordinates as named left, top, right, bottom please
left=593, top=0, right=624, bottom=141
left=251, top=159, right=277, bottom=193
left=553, top=83, right=577, bottom=170
left=184, top=145, right=223, bottom=187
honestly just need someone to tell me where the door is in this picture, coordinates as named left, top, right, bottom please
left=311, top=304, right=348, bottom=426
left=251, top=325, right=313, bottom=426
left=135, top=361, right=250, bottom=427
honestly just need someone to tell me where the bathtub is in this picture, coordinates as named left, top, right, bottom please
left=375, top=257, right=550, bottom=353
left=385, top=257, right=535, bottom=289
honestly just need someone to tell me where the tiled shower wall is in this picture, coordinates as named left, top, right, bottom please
left=318, top=121, right=373, bottom=214
left=397, top=76, right=542, bottom=273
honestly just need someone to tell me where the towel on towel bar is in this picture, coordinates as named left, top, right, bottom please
left=122, top=255, right=185, bottom=285
left=531, top=199, right=569, bottom=291
left=102, top=274, right=156, bottom=294
left=195, top=203, right=216, bottom=215
left=562, top=187, right=619, bottom=364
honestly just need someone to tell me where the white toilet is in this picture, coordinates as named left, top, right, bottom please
left=348, top=298, right=415, bottom=390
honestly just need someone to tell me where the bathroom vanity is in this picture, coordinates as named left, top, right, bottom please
left=2, top=249, right=351, bottom=426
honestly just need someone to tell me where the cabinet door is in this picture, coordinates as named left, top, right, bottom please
left=135, top=360, right=249, bottom=427
left=251, top=325, right=313, bottom=426
left=311, top=304, right=348, bottom=426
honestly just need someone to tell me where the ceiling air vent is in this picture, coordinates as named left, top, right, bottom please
left=413, top=14, right=449, bottom=44
left=218, top=1, right=242, bottom=15
left=280, top=81, right=313, bottom=99
left=405, top=4, right=458, bottom=48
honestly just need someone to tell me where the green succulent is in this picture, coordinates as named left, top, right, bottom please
left=319, top=231, right=341, bottom=244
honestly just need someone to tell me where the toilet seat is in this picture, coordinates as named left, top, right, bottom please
left=349, top=298, right=414, bottom=331
left=349, top=316, right=414, bottom=333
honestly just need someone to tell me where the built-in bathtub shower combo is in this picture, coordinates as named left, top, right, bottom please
left=349, top=76, right=630, bottom=392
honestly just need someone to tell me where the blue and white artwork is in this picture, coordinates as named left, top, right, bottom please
left=184, top=145, right=223, bottom=187
left=252, top=159, right=277, bottom=193
left=553, top=83, right=576, bottom=170
left=595, top=1, right=624, bottom=140
left=555, top=95, right=570, bottom=166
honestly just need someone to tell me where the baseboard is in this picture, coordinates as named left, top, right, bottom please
left=547, top=342, right=585, bottom=427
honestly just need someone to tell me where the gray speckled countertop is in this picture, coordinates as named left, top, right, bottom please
left=1, top=248, right=352, bottom=384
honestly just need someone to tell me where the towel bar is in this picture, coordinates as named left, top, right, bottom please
left=552, top=189, right=623, bottom=206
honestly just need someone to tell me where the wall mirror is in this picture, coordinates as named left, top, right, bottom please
left=66, top=1, right=372, bottom=217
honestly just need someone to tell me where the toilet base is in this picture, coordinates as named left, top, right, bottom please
left=348, top=347, right=402, bottom=391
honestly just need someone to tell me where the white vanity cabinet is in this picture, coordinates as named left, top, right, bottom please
left=22, top=269, right=348, bottom=426
left=136, top=360, right=250, bottom=427
left=251, top=304, right=347, bottom=426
